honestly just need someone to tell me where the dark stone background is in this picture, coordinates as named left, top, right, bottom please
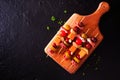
left=0, top=0, right=119, bottom=80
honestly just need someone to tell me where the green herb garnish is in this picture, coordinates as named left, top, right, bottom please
left=58, top=20, right=63, bottom=25
left=51, top=16, right=56, bottom=21
left=46, top=26, right=50, bottom=30
left=64, top=10, right=67, bottom=14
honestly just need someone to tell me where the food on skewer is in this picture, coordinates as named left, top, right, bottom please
left=85, top=42, right=92, bottom=49
left=68, top=26, right=81, bottom=41
left=44, top=1, right=109, bottom=74
left=59, top=25, right=71, bottom=40
left=73, top=47, right=88, bottom=63
left=57, top=25, right=71, bottom=54
left=58, top=37, right=71, bottom=54
left=58, top=26, right=81, bottom=54
left=48, top=43, right=59, bottom=54
left=69, top=47, right=88, bottom=70
left=69, top=33, right=99, bottom=63
left=60, top=28, right=89, bottom=63
left=47, top=36, right=61, bottom=55
left=78, top=28, right=90, bottom=43
left=79, top=22, right=85, bottom=27
left=60, top=35, right=83, bottom=63
left=68, top=29, right=90, bottom=69
left=87, top=33, right=99, bottom=47
left=60, top=50, right=72, bottom=63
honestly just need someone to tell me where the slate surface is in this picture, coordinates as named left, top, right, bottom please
left=0, top=0, right=119, bottom=80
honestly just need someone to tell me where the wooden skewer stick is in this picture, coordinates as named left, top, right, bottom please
left=60, top=58, right=65, bottom=64
left=56, top=48, right=64, bottom=59
left=85, top=28, right=90, bottom=34
left=68, top=60, right=77, bottom=71
left=95, top=33, right=99, bottom=38
left=58, top=46, right=64, bottom=54
left=58, top=47, right=63, bottom=54
left=46, top=54, right=49, bottom=58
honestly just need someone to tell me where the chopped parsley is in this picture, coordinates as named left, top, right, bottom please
left=64, top=10, right=67, bottom=14
left=51, top=16, right=56, bottom=21
left=58, top=20, right=63, bottom=25
left=46, top=26, right=50, bottom=30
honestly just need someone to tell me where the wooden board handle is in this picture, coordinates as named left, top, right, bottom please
left=81, top=1, right=110, bottom=27
left=44, top=1, right=110, bottom=74
left=94, top=1, right=110, bottom=15
left=91, top=1, right=110, bottom=23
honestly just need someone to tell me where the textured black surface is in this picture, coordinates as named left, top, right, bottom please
left=0, top=0, right=119, bottom=80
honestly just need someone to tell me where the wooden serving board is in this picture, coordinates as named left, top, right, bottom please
left=44, top=1, right=110, bottom=74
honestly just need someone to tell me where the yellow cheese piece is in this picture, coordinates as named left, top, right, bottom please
left=68, top=29, right=76, bottom=40
left=63, top=25, right=71, bottom=30
left=69, top=45, right=77, bottom=54
left=73, top=57, right=80, bottom=63
left=79, top=47, right=88, bottom=59
left=65, top=51, right=71, bottom=58
left=54, top=36, right=61, bottom=45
